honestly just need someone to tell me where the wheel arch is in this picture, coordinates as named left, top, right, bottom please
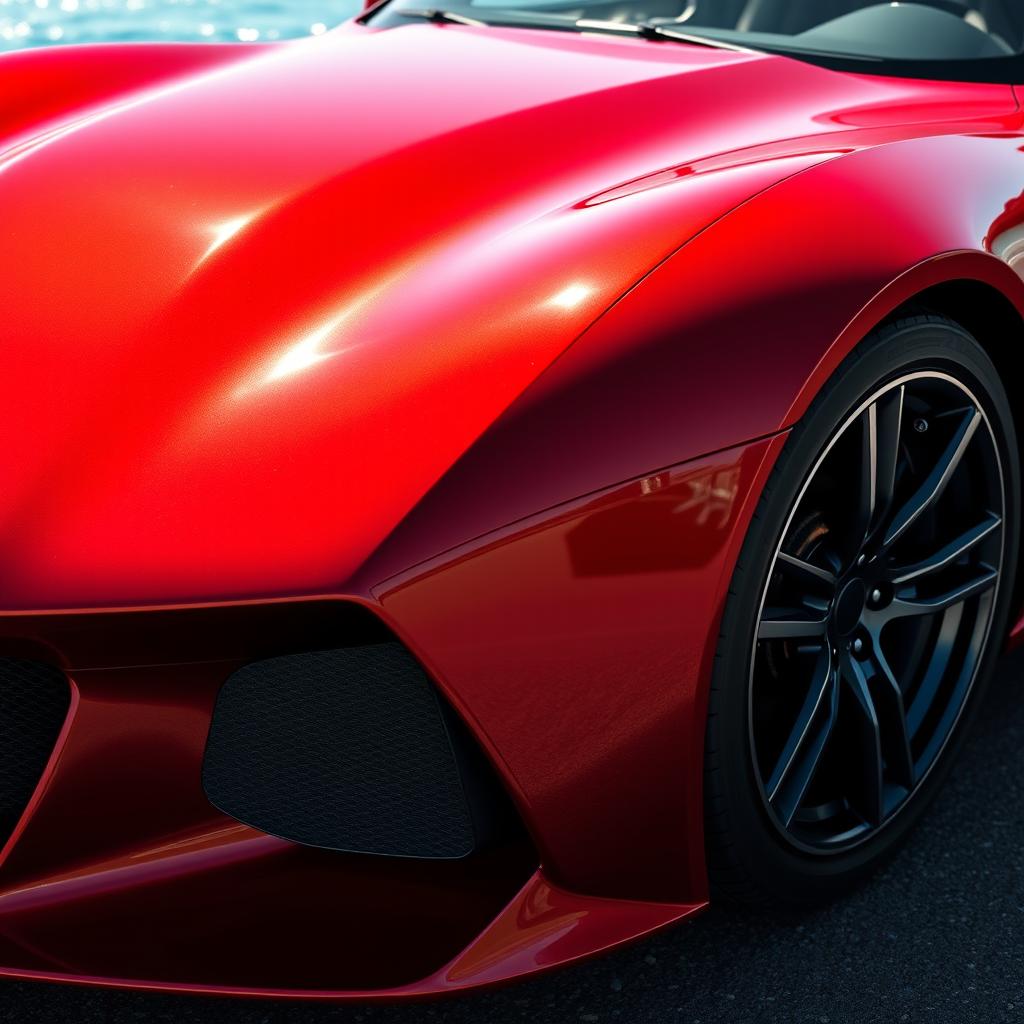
left=779, top=262, right=1024, bottom=645
left=890, top=277, right=1024, bottom=634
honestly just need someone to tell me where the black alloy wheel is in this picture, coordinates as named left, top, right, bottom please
left=704, top=315, right=1020, bottom=904
left=752, top=370, right=1003, bottom=851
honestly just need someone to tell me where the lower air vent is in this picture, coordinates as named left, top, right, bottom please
left=202, top=643, right=511, bottom=859
left=0, top=658, right=71, bottom=847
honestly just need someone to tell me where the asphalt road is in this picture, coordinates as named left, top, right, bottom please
left=4, top=653, right=1024, bottom=1024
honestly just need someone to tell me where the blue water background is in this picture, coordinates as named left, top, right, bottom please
left=0, top=0, right=362, bottom=50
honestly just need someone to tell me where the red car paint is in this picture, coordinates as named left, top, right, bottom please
left=2, top=20, right=1024, bottom=996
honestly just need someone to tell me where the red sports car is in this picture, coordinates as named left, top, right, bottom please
left=1, top=0, right=1024, bottom=999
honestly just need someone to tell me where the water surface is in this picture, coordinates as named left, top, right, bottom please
left=0, top=0, right=361, bottom=50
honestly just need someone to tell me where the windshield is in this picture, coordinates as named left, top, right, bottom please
left=366, top=1, right=1024, bottom=67
left=3, top=0, right=1022, bottom=76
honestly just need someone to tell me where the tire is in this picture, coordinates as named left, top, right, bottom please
left=704, top=314, right=1021, bottom=906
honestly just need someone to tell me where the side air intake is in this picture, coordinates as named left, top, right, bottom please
left=0, top=658, right=71, bottom=848
left=202, top=643, right=513, bottom=859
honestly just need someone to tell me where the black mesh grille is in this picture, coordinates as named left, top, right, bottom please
left=0, top=658, right=71, bottom=846
left=202, top=644, right=488, bottom=859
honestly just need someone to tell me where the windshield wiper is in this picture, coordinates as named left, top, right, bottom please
left=574, top=18, right=752, bottom=51
left=389, top=7, right=752, bottom=51
left=394, top=8, right=486, bottom=25
left=638, top=21, right=753, bottom=51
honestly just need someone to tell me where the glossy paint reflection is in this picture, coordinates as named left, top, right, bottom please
left=566, top=466, right=739, bottom=577
left=1, top=28, right=1020, bottom=609
left=378, top=438, right=782, bottom=901
left=0, top=868, right=699, bottom=998
left=197, top=211, right=261, bottom=265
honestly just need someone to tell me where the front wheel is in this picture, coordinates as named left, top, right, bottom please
left=704, top=315, right=1020, bottom=905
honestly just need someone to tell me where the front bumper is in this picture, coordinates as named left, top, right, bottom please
left=0, top=434, right=785, bottom=996
left=0, top=600, right=700, bottom=997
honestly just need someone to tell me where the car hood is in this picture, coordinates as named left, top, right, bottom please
left=0, top=25, right=1012, bottom=609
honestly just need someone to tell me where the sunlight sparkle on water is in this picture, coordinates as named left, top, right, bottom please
left=0, top=0, right=361, bottom=49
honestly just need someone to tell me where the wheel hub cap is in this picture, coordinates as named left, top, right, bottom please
left=832, top=579, right=867, bottom=638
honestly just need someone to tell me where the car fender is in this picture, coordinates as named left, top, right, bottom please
left=371, top=130, right=1024, bottom=903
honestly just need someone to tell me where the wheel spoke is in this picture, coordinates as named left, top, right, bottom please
left=766, top=648, right=837, bottom=827
left=839, top=653, right=885, bottom=826
left=883, top=407, right=981, bottom=548
left=873, top=387, right=905, bottom=535
left=867, top=647, right=915, bottom=789
left=886, top=567, right=998, bottom=621
left=858, top=388, right=904, bottom=543
left=777, top=551, right=838, bottom=589
left=906, top=603, right=964, bottom=739
left=888, top=513, right=1001, bottom=585
left=857, top=403, right=879, bottom=543
left=758, top=609, right=829, bottom=640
